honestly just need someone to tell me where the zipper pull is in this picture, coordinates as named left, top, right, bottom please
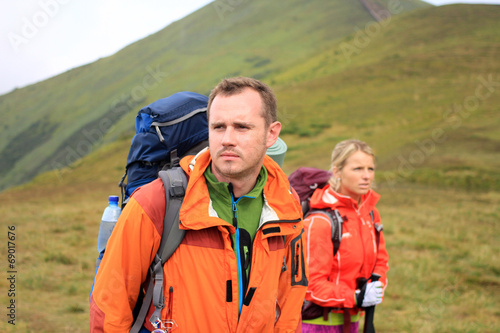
left=228, top=182, right=238, bottom=226
left=244, top=245, right=250, bottom=270
left=295, top=243, right=300, bottom=276
left=167, top=286, right=173, bottom=319
left=163, top=286, right=177, bottom=331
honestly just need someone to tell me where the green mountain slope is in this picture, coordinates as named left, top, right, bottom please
left=0, top=0, right=430, bottom=191
left=273, top=4, right=500, bottom=191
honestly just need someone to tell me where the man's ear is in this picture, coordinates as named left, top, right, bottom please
left=266, top=121, right=281, bottom=148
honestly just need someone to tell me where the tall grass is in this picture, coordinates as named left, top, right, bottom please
left=0, top=140, right=128, bottom=332
left=374, top=183, right=500, bottom=332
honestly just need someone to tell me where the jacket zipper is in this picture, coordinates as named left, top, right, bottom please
left=227, top=184, right=301, bottom=316
left=228, top=183, right=244, bottom=317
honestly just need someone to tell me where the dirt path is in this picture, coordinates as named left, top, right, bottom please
left=359, top=0, right=391, bottom=22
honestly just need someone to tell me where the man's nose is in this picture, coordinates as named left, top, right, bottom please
left=221, top=127, right=235, bottom=146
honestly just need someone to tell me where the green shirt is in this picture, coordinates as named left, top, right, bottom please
left=204, top=166, right=268, bottom=273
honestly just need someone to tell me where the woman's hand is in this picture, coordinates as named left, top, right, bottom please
left=355, top=281, right=384, bottom=307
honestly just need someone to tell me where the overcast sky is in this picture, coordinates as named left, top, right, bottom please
left=1, top=0, right=499, bottom=96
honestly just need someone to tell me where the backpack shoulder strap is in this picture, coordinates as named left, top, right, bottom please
left=130, top=167, right=187, bottom=333
left=157, top=167, right=188, bottom=263
left=370, top=210, right=383, bottom=252
left=305, top=209, right=344, bottom=257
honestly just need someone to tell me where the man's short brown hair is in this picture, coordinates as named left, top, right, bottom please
left=207, top=77, right=277, bottom=127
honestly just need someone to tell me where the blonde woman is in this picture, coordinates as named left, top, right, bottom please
left=302, top=139, right=389, bottom=333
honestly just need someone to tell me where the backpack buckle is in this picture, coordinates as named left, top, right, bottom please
left=170, top=149, right=180, bottom=167
left=169, top=183, right=185, bottom=198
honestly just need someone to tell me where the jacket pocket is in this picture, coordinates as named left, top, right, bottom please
left=290, top=230, right=308, bottom=287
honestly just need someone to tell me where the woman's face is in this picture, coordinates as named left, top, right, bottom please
left=335, top=151, right=375, bottom=203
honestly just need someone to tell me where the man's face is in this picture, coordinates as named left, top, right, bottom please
left=208, top=88, right=279, bottom=184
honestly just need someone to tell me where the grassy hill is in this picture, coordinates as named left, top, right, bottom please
left=1, top=1, right=500, bottom=332
left=0, top=0, right=429, bottom=192
left=274, top=4, right=500, bottom=191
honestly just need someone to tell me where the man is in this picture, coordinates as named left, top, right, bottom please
left=90, top=77, right=307, bottom=332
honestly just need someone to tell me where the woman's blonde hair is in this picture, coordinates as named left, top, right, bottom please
left=328, top=139, right=376, bottom=191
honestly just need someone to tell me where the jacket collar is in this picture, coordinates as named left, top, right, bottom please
left=178, top=149, right=302, bottom=232
left=310, top=184, right=380, bottom=214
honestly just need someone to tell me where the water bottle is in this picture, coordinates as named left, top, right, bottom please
left=97, top=195, right=121, bottom=253
left=91, top=195, right=121, bottom=299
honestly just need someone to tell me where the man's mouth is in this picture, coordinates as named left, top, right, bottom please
left=219, top=150, right=240, bottom=160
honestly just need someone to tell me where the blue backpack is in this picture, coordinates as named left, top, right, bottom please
left=92, top=92, right=209, bottom=332
left=119, top=91, right=209, bottom=205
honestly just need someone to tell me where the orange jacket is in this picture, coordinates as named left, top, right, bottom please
left=303, top=185, right=388, bottom=315
left=90, top=150, right=307, bottom=332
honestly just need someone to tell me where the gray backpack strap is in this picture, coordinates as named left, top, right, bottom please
left=329, top=209, right=344, bottom=256
left=130, top=167, right=187, bottom=333
left=305, top=209, right=343, bottom=256
left=370, top=210, right=383, bottom=252
left=156, top=167, right=188, bottom=264
left=130, top=263, right=157, bottom=333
